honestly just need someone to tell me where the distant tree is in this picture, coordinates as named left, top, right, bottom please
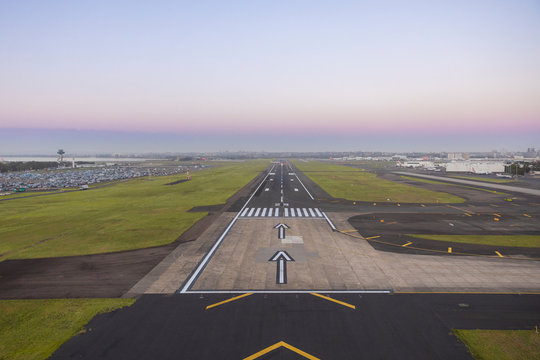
left=57, top=149, right=65, bottom=162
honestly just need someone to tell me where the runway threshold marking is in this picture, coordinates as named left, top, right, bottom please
left=402, top=242, right=412, bottom=247
left=205, top=293, right=253, bottom=310
left=310, top=293, right=356, bottom=309
left=243, top=341, right=320, bottom=360
left=495, top=251, right=504, bottom=258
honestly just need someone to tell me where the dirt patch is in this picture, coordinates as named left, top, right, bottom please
left=164, top=179, right=189, bottom=185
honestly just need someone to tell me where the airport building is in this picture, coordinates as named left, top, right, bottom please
left=444, top=161, right=505, bottom=173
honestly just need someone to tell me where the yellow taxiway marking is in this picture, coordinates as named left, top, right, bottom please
left=464, top=213, right=472, bottom=217
left=524, top=214, right=532, bottom=218
left=311, top=293, right=356, bottom=309
left=493, top=213, right=501, bottom=217
left=495, top=251, right=504, bottom=258
left=380, top=219, right=384, bottom=223
left=420, top=204, right=425, bottom=207
left=402, top=242, right=412, bottom=247
left=373, top=202, right=377, bottom=206
left=448, top=247, right=452, bottom=253
left=446, top=205, right=474, bottom=214
left=206, top=293, right=253, bottom=310
left=335, top=228, right=540, bottom=261
left=493, top=217, right=500, bottom=221
left=364, top=236, right=381, bottom=240
left=397, top=203, right=401, bottom=207
left=341, top=229, right=359, bottom=233
left=243, top=341, right=320, bottom=360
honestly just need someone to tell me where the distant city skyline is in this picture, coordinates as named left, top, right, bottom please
left=1, top=1, right=539, bottom=153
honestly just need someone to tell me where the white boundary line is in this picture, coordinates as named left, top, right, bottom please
left=186, top=290, right=392, bottom=294
left=292, top=166, right=314, bottom=200
left=322, top=211, right=337, bottom=231
left=178, top=164, right=275, bottom=293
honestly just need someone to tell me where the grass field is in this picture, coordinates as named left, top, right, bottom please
left=400, top=176, right=510, bottom=195
left=0, top=160, right=267, bottom=260
left=0, top=298, right=134, bottom=360
left=450, top=175, right=517, bottom=184
left=293, top=161, right=464, bottom=203
left=293, top=161, right=364, bottom=172
left=455, top=329, right=540, bottom=360
left=408, top=234, right=540, bottom=248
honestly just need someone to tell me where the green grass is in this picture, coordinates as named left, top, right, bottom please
left=400, top=176, right=510, bottom=195
left=408, top=234, right=540, bottom=248
left=450, top=175, right=517, bottom=183
left=293, top=160, right=464, bottom=203
left=0, top=160, right=267, bottom=260
left=293, top=161, right=364, bottom=172
left=454, top=329, right=540, bottom=360
left=0, top=298, right=134, bottom=360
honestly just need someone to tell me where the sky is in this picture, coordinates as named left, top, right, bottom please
left=1, top=0, right=539, bottom=154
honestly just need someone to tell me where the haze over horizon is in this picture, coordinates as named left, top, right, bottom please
left=1, top=0, right=539, bottom=153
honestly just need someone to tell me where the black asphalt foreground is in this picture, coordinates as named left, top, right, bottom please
left=50, top=293, right=540, bottom=359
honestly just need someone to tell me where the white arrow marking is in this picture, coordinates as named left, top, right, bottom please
left=269, top=250, right=294, bottom=284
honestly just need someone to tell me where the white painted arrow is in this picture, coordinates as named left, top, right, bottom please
left=273, top=223, right=290, bottom=239
left=269, top=250, right=294, bottom=284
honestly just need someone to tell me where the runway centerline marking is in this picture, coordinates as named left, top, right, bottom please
left=243, top=341, right=320, bottom=360
left=310, top=293, right=356, bottom=309
left=205, top=293, right=253, bottom=310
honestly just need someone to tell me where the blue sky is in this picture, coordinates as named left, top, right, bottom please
left=1, top=1, right=539, bottom=153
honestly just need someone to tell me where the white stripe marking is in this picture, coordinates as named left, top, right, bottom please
left=322, top=211, right=337, bottom=230
left=268, top=208, right=273, bottom=217
left=302, top=208, right=309, bottom=217
left=240, top=208, right=249, bottom=217
left=291, top=208, right=296, bottom=217
left=247, top=208, right=255, bottom=217
left=261, top=208, right=267, bottom=217
left=315, top=208, right=323, bottom=217
left=297, top=208, right=302, bottom=217
left=308, top=208, right=316, bottom=217
left=294, top=173, right=314, bottom=200
left=275, top=208, right=280, bottom=217
left=285, top=208, right=289, bottom=217
left=254, top=208, right=261, bottom=217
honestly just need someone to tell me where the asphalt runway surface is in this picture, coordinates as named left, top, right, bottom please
left=50, top=293, right=540, bottom=359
